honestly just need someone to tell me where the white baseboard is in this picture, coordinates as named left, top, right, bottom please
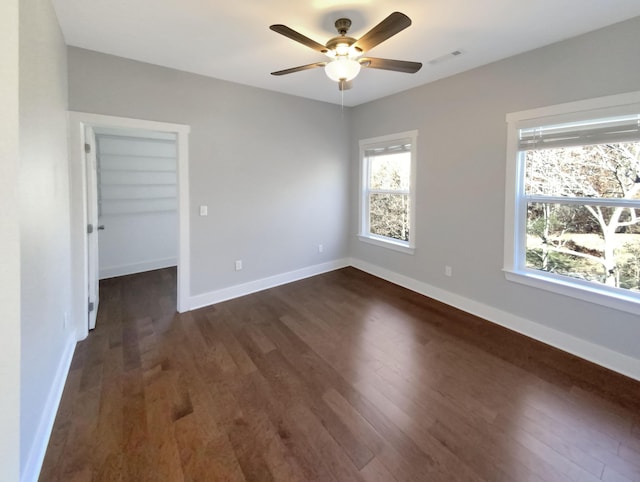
left=22, top=334, right=76, bottom=482
left=349, top=257, right=640, bottom=382
left=99, top=257, right=177, bottom=280
left=189, top=258, right=350, bottom=310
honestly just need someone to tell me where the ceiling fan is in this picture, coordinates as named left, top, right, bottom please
left=270, top=12, right=422, bottom=91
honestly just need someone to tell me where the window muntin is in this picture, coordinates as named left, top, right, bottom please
left=506, top=98, right=640, bottom=310
left=359, top=131, right=417, bottom=252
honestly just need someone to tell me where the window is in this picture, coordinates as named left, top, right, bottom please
left=505, top=92, right=640, bottom=314
left=359, top=131, right=417, bottom=253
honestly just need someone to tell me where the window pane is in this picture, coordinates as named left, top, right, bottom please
left=524, top=142, right=640, bottom=199
left=526, top=202, right=640, bottom=291
left=369, top=193, right=410, bottom=242
left=370, top=152, right=410, bottom=190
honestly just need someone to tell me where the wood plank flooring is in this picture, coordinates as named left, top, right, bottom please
left=40, top=267, right=640, bottom=481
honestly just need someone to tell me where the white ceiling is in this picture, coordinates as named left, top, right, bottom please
left=51, top=0, right=640, bottom=107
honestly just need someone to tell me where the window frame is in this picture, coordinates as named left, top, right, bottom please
left=358, top=130, right=418, bottom=254
left=504, top=91, right=640, bottom=315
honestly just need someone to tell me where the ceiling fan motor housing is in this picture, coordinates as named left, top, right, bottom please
left=326, top=18, right=360, bottom=55
left=326, top=35, right=359, bottom=53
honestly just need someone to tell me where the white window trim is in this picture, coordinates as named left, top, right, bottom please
left=359, top=130, right=418, bottom=254
left=504, top=90, right=640, bottom=316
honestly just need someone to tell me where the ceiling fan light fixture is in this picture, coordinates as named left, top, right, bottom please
left=335, top=42, right=350, bottom=56
left=324, top=57, right=361, bottom=82
left=325, top=44, right=361, bottom=59
left=270, top=12, right=421, bottom=90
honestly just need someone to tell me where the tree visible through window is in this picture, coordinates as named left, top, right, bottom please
left=369, top=150, right=411, bottom=241
left=359, top=131, right=417, bottom=251
left=520, top=117, right=640, bottom=294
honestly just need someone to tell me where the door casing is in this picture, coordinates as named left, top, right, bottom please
left=68, top=111, right=191, bottom=340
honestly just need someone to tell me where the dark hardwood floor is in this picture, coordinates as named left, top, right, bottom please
left=40, top=267, right=640, bottom=481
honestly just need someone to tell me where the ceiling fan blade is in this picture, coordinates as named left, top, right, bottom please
left=270, top=24, right=328, bottom=54
left=271, top=62, right=326, bottom=76
left=353, top=12, right=412, bottom=53
left=338, top=80, right=352, bottom=91
left=360, top=57, right=422, bottom=73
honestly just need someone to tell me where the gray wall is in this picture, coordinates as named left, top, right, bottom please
left=0, top=0, right=20, bottom=478
left=350, top=17, right=640, bottom=360
left=68, top=48, right=351, bottom=296
left=19, top=0, right=73, bottom=477
left=66, top=18, right=640, bottom=362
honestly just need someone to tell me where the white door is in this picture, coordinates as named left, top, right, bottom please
left=85, top=125, right=100, bottom=330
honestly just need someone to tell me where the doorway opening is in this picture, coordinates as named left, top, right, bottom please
left=94, top=127, right=178, bottom=279
left=69, top=112, right=190, bottom=340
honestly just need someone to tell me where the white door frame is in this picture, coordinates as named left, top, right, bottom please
left=68, top=111, right=191, bottom=340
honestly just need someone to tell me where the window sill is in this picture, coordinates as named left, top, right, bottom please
left=504, top=269, right=640, bottom=316
left=358, top=235, right=415, bottom=255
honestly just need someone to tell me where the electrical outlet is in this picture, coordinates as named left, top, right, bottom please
left=199, top=205, right=208, bottom=216
left=235, top=260, right=243, bottom=271
left=63, top=311, right=69, bottom=329
left=318, top=244, right=324, bottom=253
left=445, top=265, right=452, bottom=277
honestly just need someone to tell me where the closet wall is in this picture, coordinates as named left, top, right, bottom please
left=95, top=129, right=178, bottom=279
